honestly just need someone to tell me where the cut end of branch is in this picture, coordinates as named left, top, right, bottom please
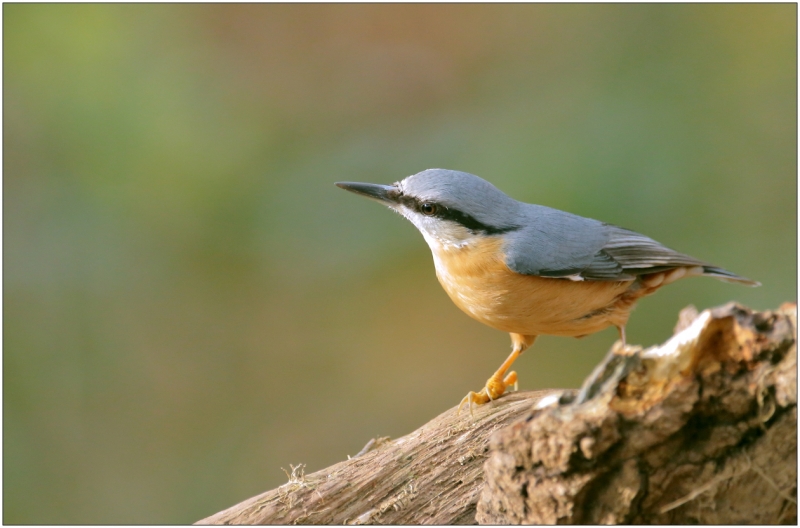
left=478, top=302, right=797, bottom=525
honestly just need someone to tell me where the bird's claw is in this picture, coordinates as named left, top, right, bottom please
left=457, top=371, right=518, bottom=417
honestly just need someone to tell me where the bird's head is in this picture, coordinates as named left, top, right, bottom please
left=336, top=169, right=519, bottom=250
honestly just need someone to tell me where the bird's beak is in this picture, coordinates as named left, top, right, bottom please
left=335, top=182, right=399, bottom=204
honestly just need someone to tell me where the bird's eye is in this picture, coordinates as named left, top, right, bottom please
left=420, top=203, right=437, bottom=216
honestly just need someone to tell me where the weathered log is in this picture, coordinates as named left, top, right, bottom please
left=196, top=302, right=796, bottom=525
left=196, top=389, right=565, bottom=525
left=478, top=302, right=797, bottom=524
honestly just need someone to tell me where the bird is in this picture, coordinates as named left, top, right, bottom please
left=335, top=169, right=759, bottom=414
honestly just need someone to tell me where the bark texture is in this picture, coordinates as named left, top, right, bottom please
left=197, top=302, right=796, bottom=525
left=478, top=302, right=797, bottom=524
left=196, top=390, right=564, bottom=525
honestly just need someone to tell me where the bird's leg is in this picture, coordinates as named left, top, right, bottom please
left=617, top=325, right=627, bottom=346
left=458, top=334, right=537, bottom=416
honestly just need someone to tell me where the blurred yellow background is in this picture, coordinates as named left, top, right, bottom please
left=4, top=4, right=796, bottom=524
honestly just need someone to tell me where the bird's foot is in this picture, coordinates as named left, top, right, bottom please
left=457, top=371, right=518, bottom=417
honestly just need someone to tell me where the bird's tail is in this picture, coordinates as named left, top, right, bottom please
left=700, top=265, right=761, bottom=287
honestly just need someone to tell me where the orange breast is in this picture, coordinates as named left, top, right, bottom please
left=430, top=237, right=636, bottom=337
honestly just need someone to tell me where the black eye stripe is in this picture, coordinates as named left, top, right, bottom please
left=397, top=194, right=517, bottom=236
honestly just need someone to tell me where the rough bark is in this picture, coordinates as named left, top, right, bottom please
left=478, top=302, right=797, bottom=524
left=196, top=302, right=796, bottom=525
left=196, top=389, right=564, bottom=525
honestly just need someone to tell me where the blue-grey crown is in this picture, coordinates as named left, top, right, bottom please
left=398, top=169, right=521, bottom=235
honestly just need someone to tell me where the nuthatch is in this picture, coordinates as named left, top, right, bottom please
left=336, top=169, right=759, bottom=414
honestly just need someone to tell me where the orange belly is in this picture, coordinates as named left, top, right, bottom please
left=430, top=237, right=637, bottom=337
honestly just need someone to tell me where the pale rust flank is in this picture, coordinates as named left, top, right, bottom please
left=431, top=236, right=683, bottom=338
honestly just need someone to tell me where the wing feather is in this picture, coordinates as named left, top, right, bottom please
left=505, top=209, right=757, bottom=285
left=598, top=226, right=706, bottom=271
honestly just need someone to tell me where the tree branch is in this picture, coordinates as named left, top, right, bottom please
left=478, top=302, right=797, bottom=524
left=196, top=389, right=565, bottom=524
left=197, top=302, right=796, bottom=525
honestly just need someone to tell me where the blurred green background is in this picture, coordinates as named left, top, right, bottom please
left=3, top=3, right=796, bottom=524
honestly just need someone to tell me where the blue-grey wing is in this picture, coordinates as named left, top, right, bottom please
left=599, top=226, right=706, bottom=272
left=597, top=226, right=758, bottom=285
left=503, top=205, right=628, bottom=279
left=505, top=205, right=708, bottom=281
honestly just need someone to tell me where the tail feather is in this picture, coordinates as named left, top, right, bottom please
left=701, top=265, right=761, bottom=287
